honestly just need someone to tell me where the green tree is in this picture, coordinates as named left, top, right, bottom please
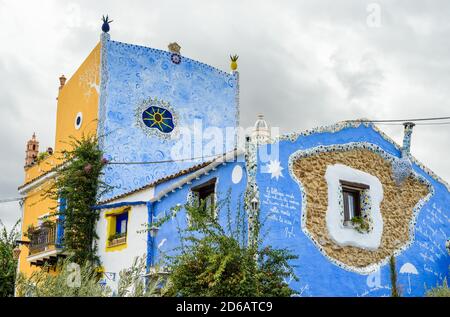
left=0, top=220, right=20, bottom=297
left=155, top=199, right=298, bottom=297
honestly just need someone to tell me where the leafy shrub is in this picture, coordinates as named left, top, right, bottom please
left=426, top=278, right=450, bottom=297
left=154, top=198, right=298, bottom=297
left=15, top=257, right=111, bottom=297
left=0, top=220, right=20, bottom=297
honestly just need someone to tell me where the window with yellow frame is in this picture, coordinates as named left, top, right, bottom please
left=105, top=207, right=130, bottom=252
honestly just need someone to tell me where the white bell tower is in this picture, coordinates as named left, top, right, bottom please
left=251, top=114, right=271, bottom=144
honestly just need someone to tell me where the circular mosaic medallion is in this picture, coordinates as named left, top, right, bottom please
left=135, top=97, right=179, bottom=139
left=171, top=53, right=181, bottom=64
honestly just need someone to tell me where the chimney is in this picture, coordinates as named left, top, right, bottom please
left=59, top=75, right=66, bottom=90
left=401, top=122, right=415, bottom=157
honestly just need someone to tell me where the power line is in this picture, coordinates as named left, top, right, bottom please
left=106, top=153, right=224, bottom=165
left=375, top=121, right=450, bottom=126
left=0, top=197, right=23, bottom=204
left=347, top=116, right=450, bottom=123
left=415, top=121, right=450, bottom=126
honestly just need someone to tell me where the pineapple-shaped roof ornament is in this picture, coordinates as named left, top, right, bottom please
left=230, top=54, right=239, bottom=71
left=101, top=15, right=113, bottom=33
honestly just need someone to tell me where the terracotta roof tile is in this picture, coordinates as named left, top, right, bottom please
left=97, top=160, right=214, bottom=204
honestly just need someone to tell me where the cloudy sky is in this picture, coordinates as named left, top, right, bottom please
left=1, top=0, right=449, bottom=230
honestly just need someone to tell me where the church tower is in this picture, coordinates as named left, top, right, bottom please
left=24, top=133, right=39, bottom=167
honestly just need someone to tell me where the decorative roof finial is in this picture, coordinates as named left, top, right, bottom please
left=168, top=42, right=182, bottom=65
left=59, top=75, right=66, bottom=90
left=230, top=54, right=239, bottom=71
left=168, top=42, right=181, bottom=54
left=101, top=15, right=113, bottom=33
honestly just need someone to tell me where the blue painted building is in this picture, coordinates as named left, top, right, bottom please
left=93, top=32, right=449, bottom=297
left=256, top=122, right=449, bottom=296
left=98, top=34, right=239, bottom=201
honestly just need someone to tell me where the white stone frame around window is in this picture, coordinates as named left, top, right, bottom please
left=288, top=142, right=434, bottom=274
left=325, top=164, right=383, bottom=250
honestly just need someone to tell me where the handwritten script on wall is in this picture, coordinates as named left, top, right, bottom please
left=262, top=187, right=300, bottom=239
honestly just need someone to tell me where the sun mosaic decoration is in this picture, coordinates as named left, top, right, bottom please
left=135, top=97, right=179, bottom=139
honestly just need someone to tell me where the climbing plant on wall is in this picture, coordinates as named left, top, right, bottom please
left=46, top=135, right=109, bottom=265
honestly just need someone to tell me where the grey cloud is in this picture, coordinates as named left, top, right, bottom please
left=0, top=0, right=449, bottom=230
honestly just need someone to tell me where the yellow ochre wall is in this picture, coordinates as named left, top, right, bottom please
left=18, top=182, right=57, bottom=276
left=24, top=42, right=101, bottom=184
left=18, top=42, right=101, bottom=277
left=54, top=42, right=101, bottom=154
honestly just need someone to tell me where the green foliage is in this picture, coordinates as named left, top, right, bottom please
left=36, top=151, right=49, bottom=163
left=108, top=232, right=126, bottom=242
left=0, top=220, right=20, bottom=297
left=117, top=256, right=169, bottom=297
left=426, top=278, right=450, bottom=297
left=15, top=257, right=111, bottom=297
left=230, top=54, right=239, bottom=62
left=350, top=216, right=370, bottom=233
left=45, top=135, right=109, bottom=265
left=155, top=198, right=298, bottom=297
left=390, top=256, right=401, bottom=297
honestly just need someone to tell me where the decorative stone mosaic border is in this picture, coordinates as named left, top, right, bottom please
left=98, top=32, right=110, bottom=151
left=271, top=120, right=449, bottom=193
left=108, top=39, right=235, bottom=77
left=97, top=36, right=241, bottom=152
left=288, top=142, right=434, bottom=274
left=134, top=97, right=180, bottom=140
left=335, top=186, right=374, bottom=233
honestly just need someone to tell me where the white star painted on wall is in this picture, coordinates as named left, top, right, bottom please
left=263, top=160, right=284, bottom=180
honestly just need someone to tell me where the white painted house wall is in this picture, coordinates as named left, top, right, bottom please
left=96, top=187, right=154, bottom=292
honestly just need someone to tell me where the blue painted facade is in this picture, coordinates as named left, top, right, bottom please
left=149, top=159, right=248, bottom=268
left=256, top=124, right=450, bottom=296
left=93, top=37, right=448, bottom=297
left=98, top=39, right=239, bottom=201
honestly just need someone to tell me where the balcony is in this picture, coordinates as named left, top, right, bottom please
left=27, top=222, right=64, bottom=266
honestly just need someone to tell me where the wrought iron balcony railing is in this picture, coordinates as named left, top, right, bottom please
left=28, top=223, right=58, bottom=255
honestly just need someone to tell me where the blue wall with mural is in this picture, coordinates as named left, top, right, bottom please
left=148, top=159, right=248, bottom=267
left=98, top=39, right=239, bottom=201
left=256, top=123, right=450, bottom=296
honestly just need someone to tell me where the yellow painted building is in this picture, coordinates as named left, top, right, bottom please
left=17, top=43, right=101, bottom=276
